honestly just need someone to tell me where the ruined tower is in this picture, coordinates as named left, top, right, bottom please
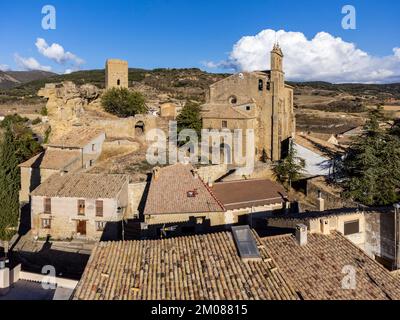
left=105, top=59, right=128, bottom=89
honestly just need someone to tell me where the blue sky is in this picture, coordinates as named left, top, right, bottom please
left=1, top=0, right=399, bottom=82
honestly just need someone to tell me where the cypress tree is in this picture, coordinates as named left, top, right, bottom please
left=0, top=125, right=20, bottom=241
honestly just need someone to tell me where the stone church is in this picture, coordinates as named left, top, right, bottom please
left=202, top=44, right=295, bottom=161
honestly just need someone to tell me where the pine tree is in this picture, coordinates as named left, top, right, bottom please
left=341, top=107, right=400, bottom=206
left=273, top=140, right=305, bottom=189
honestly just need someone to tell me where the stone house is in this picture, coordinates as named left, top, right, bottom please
left=30, top=173, right=129, bottom=241
left=46, top=127, right=106, bottom=169
left=141, top=163, right=287, bottom=237
left=18, top=127, right=106, bottom=203
left=201, top=44, right=295, bottom=162
left=266, top=206, right=400, bottom=270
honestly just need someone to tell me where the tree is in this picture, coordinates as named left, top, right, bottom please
left=273, top=140, right=305, bottom=189
left=0, top=126, right=21, bottom=246
left=341, top=107, right=400, bottom=206
left=0, top=118, right=42, bottom=248
left=176, top=101, right=202, bottom=136
left=101, top=87, right=146, bottom=117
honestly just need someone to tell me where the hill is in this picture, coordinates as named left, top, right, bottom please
left=1, top=68, right=400, bottom=108
left=0, top=70, right=56, bottom=90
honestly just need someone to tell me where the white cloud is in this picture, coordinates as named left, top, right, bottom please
left=35, top=38, right=84, bottom=66
left=0, top=64, right=10, bottom=71
left=394, top=48, right=400, bottom=59
left=14, top=54, right=52, bottom=72
left=64, top=69, right=73, bottom=74
left=205, top=29, right=400, bottom=83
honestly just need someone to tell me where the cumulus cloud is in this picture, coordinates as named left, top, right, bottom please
left=14, top=54, right=52, bottom=72
left=0, top=64, right=10, bottom=71
left=204, top=29, right=400, bottom=83
left=35, top=38, right=84, bottom=66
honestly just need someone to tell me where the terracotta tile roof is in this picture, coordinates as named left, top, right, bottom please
left=263, top=232, right=400, bottom=300
left=267, top=207, right=359, bottom=221
left=211, top=179, right=287, bottom=210
left=143, top=164, right=225, bottom=215
left=31, top=173, right=128, bottom=199
left=267, top=207, right=393, bottom=222
left=73, top=231, right=299, bottom=300
left=201, top=103, right=255, bottom=119
left=19, top=149, right=81, bottom=170
left=48, top=127, right=105, bottom=148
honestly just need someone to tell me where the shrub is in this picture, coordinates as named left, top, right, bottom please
left=101, top=88, right=146, bottom=117
left=40, top=106, right=48, bottom=116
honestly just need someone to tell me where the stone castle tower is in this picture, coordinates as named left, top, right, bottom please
left=202, top=44, right=295, bottom=162
left=105, top=59, right=128, bottom=89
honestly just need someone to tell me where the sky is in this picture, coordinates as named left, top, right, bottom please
left=0, top=0, right=399, bottom=83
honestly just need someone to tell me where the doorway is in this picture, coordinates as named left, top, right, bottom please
left=77, top=220, right=87, bottom=235
left=135, top=121, right=145, bottom=136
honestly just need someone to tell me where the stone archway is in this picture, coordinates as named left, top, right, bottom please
left=220, top=143, right=232, bottom=164
left=134, top=121, right=145, bottom=136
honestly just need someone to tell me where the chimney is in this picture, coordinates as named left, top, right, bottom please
left=207, top=177, right=213, bottom=188
left=295, top=224, right=307, bottom=246
left=317, top=190, right=325, bottom=212
left=320, top=218, right=330, bottom=235
left=152, top=167, right=160, bottom=180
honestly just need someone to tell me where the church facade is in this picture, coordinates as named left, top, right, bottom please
left=202, top=44, right=295, bottom=162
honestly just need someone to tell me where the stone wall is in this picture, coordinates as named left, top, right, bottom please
left=306, top=176, right=356, bottom=210
left=128, top=182, right=148, bottom=218
left=365, top=209, right=396, bottom=265
left=196, top=164, right=228, bottom=183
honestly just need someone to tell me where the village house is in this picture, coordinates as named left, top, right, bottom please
left=263, top=226, right=400, bottom=300
left=293, top=133, right=345, bottom=177
left=201, top=44, right=295, bottom=162
left=141, top=163, right=287, bottom=237
left=73, top=227, right=299, bottom=300
left=266, top=206, right=400, bottom=271
left=30, top=173, right=129, bottom=241
left=18, top=127, right=106, bottom=203
left=46, top=127, right=106, bottom=169
left=73, top=225, right=400, bottom=300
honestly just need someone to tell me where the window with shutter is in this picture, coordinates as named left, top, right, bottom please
left=96, top=200, right=103, bottom=217
left=44, top=198, right=51, bottom=214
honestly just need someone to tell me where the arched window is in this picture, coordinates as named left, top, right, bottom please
left=117, top=79, right=120, bottom=86
left=258, top=79, right=263, bottom=91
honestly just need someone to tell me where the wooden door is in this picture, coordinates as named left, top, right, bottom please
left=77, top=220, right=86, bottom=235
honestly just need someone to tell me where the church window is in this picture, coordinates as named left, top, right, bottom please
left=117, top=79, right=120, bottom=86
left=266, top=82, right=271, bottom=91
left=229, top=96, right=237, bottom=104
left=222, top=120, right=228, bottom=128
left=246, top=106, right=251, bottom=111
left=258, top=79, right=263, bottom=91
